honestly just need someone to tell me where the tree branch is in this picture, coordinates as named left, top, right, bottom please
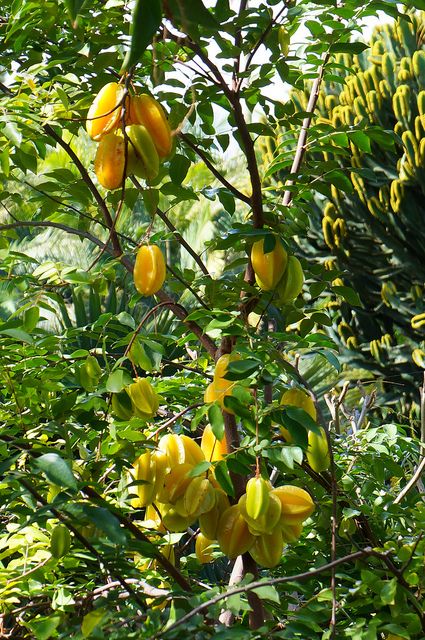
left=282, top=54, right=330, bottom=206
left=179, top=132, right=251, bottom=205
left=43, top=124, right=124, bottom=259
left=155, top=547, right=391, bottom=637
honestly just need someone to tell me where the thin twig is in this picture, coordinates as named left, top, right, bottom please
left=130, top=177, right=210, bottom=277
left=282, top=53, right=330, bottom=206
left=179, top=132, right=251, bottom=205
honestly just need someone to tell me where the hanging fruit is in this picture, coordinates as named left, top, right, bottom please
left=128, top=94, right=172, bottom=158
left=86, top=82, right=125, bottom=140
left=250, top=236, right=288, bottom=291
left=134, top=244, right=166, bottom=296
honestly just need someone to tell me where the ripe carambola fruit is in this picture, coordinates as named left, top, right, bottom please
left=126, top=124, right=160, bottom=181
left=245, top=476, right=270, bottom=520
left=179, top=434, right=205, bottom=465
left=276, top=255, right=304, bottom=303
left=127, top=378, right=159, bottom=419
left=86, top=82, right=124, bottom=140
left=199, top=489, right=231, bottom=539
left=250, top=237, right=288, bottom=291
left=271, top=485, right=315, bottom=524
left=134, top=244, right=166, bottom=296
left=195, top=532, right=215, bottom=564
left=128, top=94, right=172, bottom=158
left=280, top=388, right=317, bottom=420
left=132, top=451, right=157, bottom=507
left=238, top=491, right=281, bottom=535
left=204, top=353, right=241, bottom=414
left=159, top=462, right=193, bottom=504
left=217, top=505, right=255, bottom=559
left=307, top=426, right=330, bottom=473
left=249, top=526, right=284, bottom=568
left=178, top=476, right=215, bottom=518
left=50, top=524, right=71, bottom=559
left=94, top=132, right=126, bottom=190
left=281, top=521, right=303, bottom=543
left=200, top=424, right=229, bottom=462
left=279, top=387, right=316, bottom=441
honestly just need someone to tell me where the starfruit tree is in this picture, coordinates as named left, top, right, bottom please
left=0, top=1, right=424, bottom=639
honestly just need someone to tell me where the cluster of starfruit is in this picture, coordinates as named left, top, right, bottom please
left=280, top=387, right=330, bottom=473
left=112, top=378, right=160, bottom=421
left=131, top=428, right=229, bottom=535
left=250, top=235, right=304, bottom=303
left=86, top=82, right=172, bottom=189
left=215, top=478, right=314, bottom=568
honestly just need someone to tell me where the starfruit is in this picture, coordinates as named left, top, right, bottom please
left=250, top=236, right=288, bottom=291
left=217, top=505, right=255, bottom=559
left=86, top=82, right=125, bottom=140
left=281, top=521, right=303, bottom=543
left=128, top=94, right=172, bottom=158
left=159, top=504, right=193, bottom=532
left=78, top=355, right=102, bottom=392
left=204, top=379, right=235, bottom=414
left=142, top=504, right=166, bottom=532
left=50, top=524, right=71, bottom=559
left=195, top=533, right=215, bottom=564
left=214, top=353, right=240, bottom=380
left=131, top=451, right=157, bottom=507
left=175, top=476, right=215, bottom=519
left=126, top=378, right=159, bottom=419
left=159, top=463, right=193, bottom=504
left=179, top=434, right=205, bottom=466
left=276, top=255, right=304, bottom=303
left=94, top=131, right=126, bottom=190
left=157, top=433, right=186, bottom=468
left=238, top=491, right=281, bottom=535
left=199, top=489, right=231, bottom=540
left=126, top=124, right=160, bottom=181
left=245, top=476, right=270, bottom=520
left=280, top=388, right=317, bottom=420
left=271, top=485, right=315, bottom=525
left=200, top=424, right=229, bottom=462
left=134, top=244, right=166, bottom=296
left=307, top=426, right=330, bottom=473
left=249, top=526, right=284, bottom=568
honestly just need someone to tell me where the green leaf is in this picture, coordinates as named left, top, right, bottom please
left=27, top=614, right=62, bottom=640
left=251, top=584, right=280, bottom=604
left=169, top=154, right=191, bottom=184
left=81, top=608, right=106, bottom=638
left=106, top=369, right=133, bottom=393
left=225, top=359, right=259, bottom=380
left=23, top=306, right=40, bottom=332
left=329, top=41, right=368, bottom=54
left=332, top=285, right=362, bottom=306
left=120, top=0, right=162, bottom=73
left=81, top=506, right=127, bottom=545
left=208, top=404, right=225, bottom=441
left=348, top=130, right=371, bottom=153
left=380, top=578, right=397, bottom=605
left=35, top=453, right=77, bottom=491
left=215, top=460, right=235, bottom=497
left=188, top=460, right=211, bottom=477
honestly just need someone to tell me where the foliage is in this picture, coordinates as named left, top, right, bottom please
left=262, top=10, right=425, bottom=405
left=0, top=1, right=424, bottom=639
